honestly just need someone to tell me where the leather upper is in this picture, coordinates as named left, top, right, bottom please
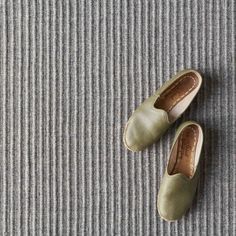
left=157, top=169, right=200, bottom=221
left=123, top=95, right=170, bottom=151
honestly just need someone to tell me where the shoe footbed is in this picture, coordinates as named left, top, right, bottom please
left=154, top=72, right=199, bottom=120
left=168, top=125, right=199, bottom=178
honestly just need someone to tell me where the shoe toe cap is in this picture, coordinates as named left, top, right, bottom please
left=157, top=193, right=186, bottom=221
left=123, top=118, right=144, bottom=151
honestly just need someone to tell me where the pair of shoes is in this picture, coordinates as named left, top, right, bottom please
left=123, top=69, right=204, bottom=221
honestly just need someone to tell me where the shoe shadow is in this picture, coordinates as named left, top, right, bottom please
left=190, top=126, right=220, bottom=213
left=184, top=70, right=222, bottom=215
left=183, top=70, right=221, bottom=119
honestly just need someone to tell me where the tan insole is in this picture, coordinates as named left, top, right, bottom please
left=154, top=73, right=199, bottom=119
left=170, top=125, right=199, bottom=178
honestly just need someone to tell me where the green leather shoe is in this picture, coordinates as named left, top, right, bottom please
left=123, top=69, right=202, bottom=152
left=157, top=121, right=203, bottom=221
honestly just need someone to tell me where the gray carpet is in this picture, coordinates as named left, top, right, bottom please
left=0, top=0, right=236, bottom=235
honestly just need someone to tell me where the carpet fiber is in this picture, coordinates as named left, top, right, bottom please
left=0, top=0, right=235, bottom=235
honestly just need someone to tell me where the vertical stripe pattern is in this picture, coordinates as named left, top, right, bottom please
left=0, top=0, right=235, bottom=235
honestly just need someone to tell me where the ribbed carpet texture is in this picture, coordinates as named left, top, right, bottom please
left=0, top=0, right=236, bottom=235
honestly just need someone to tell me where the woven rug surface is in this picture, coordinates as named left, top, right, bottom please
left=0, top=0, right=235, bottom=235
